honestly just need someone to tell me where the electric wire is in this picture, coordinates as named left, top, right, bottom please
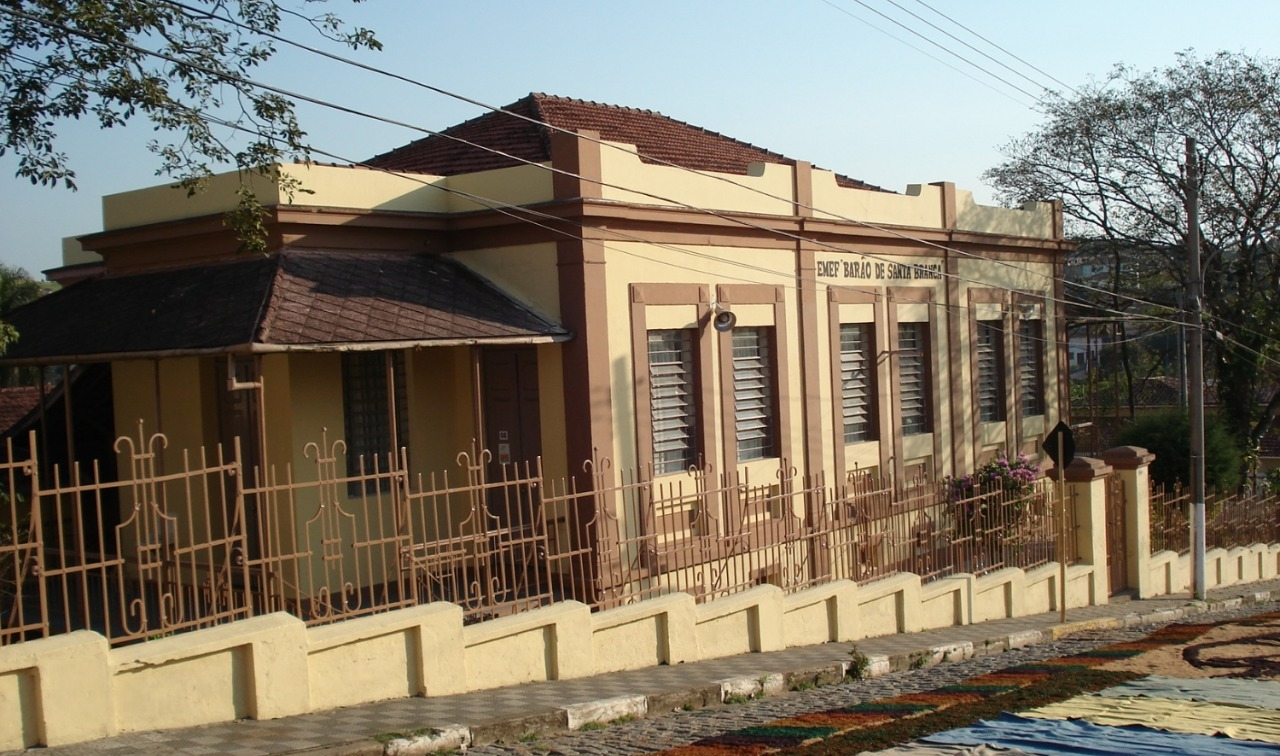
left=142, top=1, right=1202, bottom=329
left=907, top=0, right=1080, bottom=95
left=828, top=0, right=1043, bottom=102
left=3, top=4, right=1263, bottom=350
left=812, top=0, right=1034, bottom=109
left=875, top=0, right=1059, bottom=97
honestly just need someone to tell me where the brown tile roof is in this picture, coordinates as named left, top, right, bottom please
left=365, top=93, right=885, bottom=192
left=0, top=386, right=42, bottom=435
left=0, top=252, right=568, bottom=362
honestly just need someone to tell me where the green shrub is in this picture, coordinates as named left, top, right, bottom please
left=1113, top=410, right=1241, bottom=490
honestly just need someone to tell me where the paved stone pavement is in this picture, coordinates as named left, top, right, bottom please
left=13, top=579, right=1280, bottom=756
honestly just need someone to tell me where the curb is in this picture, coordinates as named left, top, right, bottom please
left=350, top=587, right=1276, bottom=755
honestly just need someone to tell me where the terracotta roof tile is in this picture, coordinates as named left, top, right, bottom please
left=365, top=93, right=884, bottom=192
left=0, top=386, right=42, bottom=435
left=0, top=252, right=567, bottom=362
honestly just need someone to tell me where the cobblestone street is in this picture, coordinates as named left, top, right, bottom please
left=470, top=599, right=1280, bottom=755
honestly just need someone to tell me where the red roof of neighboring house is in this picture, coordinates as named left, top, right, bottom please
left=366, top=93, right=885, bottom=192
left=0, top=385, right=41, bottom=436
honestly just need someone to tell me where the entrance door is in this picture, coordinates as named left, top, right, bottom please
left=481, top=347, right=543, bottom=521
left=480, top=347, right=548, bottom=609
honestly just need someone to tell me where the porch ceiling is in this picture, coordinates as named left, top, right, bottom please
left=0, top=251, right=570, bottom=364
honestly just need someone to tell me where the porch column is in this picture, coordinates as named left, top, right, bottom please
left=1101, top=446, right=1156, bottom=598
left=1050, top=456, right=1113, bottom=606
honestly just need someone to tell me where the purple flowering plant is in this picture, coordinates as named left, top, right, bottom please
left=944, top=450, right=1041, bottom=516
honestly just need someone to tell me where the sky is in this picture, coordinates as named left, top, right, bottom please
left=3, top=0, right=1280, bottom=279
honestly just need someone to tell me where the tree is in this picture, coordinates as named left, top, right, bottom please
left=1113, top=410, right=1240, bottom=492
left=986, top=51, right=1280, bottom=459
left=0, top=264, right=55, bottom=384
left=0, top=1, right=380, bottom=252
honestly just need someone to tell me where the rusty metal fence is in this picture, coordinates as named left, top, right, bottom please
left=2, top=427, right=1073, bottom=647
left=1149, top=481, right=1280, bottom=556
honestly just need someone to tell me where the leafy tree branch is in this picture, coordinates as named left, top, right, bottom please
left=0, top=0, right=380, bottom=252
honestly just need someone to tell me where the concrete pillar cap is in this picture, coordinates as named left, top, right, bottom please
left=1100, top=445, right=1156, bottom=470
left=1046, top=456, right=1113, bottom=483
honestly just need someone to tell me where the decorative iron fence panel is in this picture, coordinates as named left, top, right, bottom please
left=1148, top=480, right=1279, bottom=557
left=2, top=428, right=1076, bottom=647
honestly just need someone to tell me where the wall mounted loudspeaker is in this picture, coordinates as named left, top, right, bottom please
left=712, top=310, right=737, bottom=332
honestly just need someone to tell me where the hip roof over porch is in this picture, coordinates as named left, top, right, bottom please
left=0, top=251, right=571, bottom=365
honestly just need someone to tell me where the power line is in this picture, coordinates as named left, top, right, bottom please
left=828, top=0, right=1043, bottom=102
left=908, top=0, right=1079, bottom=95
left=0, top=3, right=1223, bottom=340
left=145, top=1, right=1190, bottom=327
left=876, top=0, right=1059, bottom=97
left=815, top=0, right=1036, bottom=109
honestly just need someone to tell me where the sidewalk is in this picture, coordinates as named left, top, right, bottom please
left=22, top=579, right=1280, bottom=755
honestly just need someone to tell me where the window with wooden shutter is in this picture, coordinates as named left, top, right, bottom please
left=977, top=320, right=1005, bottom=422
left=840, top=323, right=875, bottom=443
left=898, top=322, right=930, bottom=436
left=648, top=329, right=698, bottom=475
left=733, top=327, right=777, bottom=461
left=342, top=351, right=408, bottom=485
left=1019, top=319, right=1046, bottom=416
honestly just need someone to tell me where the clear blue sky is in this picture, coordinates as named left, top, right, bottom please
left=3, top=0, right=1278, bottom=278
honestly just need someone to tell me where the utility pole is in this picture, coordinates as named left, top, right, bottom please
left=1177, top=291, right=1187, bottom=410
left=1185, top=137, right=1207, bottom=601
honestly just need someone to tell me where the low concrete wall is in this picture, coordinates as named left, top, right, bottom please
left=1, top=560, right=1117, bottom=750
left=11, top=446, right=1209, bottom=750
left=1145, top=544, right=1280, bottom=599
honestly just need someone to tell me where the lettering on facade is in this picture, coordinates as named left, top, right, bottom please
left=816, top=258, right=943, bottom=281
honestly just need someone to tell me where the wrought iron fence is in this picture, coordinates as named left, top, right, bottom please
left=1149, top=481, right=1280, bottom=556
left=1, top=427, right=1073, bottom=647
left=1149, top=482, right=1191, bottom=555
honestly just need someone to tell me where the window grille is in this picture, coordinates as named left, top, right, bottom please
left=977, top=320, right=1005, bottom=422
left=648, top=329, right=698, bottom=475
left=898, top=322, right=930, bottom=436
left=1019, top=319, right=1046, bottom=416
left=342, top=351, right=408, bottom=483
left=733, top=327, right=777, bottom=461
left=840, top=323, right=875, bottom=443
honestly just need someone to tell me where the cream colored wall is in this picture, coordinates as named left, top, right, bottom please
left=955, top=191, right=1056, bottom=239
left=109, top=357, right=214, bottom=454
left=259, top=354, right=295, bottom=477
left=812, top=178, right=945, bottom=227
left=405, top=347, right=474, bottom=476
left=281, top=352, right=344, bottom=473
left=102, top=164, right=446, bottom=230
left=593, top=149, right=1056, bottom=238
left=109, top=358, right=221, bottom=560
left=61, top=236, right=100, bottom=267
left=451, top=244, right=561, bottom=321
left=100, top=162, right=557, bottom=233
left=0, top=556, right=1132, bottom=750
left=1146, top=544, right=1280, bottom=598
left=446, top=163, right=555, bottom=213
left=536, top=343, right=569, bottom=482
left=598, top=142, right=793, bottom=216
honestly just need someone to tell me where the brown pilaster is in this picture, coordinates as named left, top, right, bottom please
left=945, top=254, right=964, bottom=475
left=551, top=130, right=612, bottom=477
left=794, top=161, right=814, bottom=218
left=796, top=240, right=823, bottom=482
left=557, top=235, right=613, bottom=478
left=550, top=129, right=602, bottom=201
left=932, top=181, right=958, bottom=230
